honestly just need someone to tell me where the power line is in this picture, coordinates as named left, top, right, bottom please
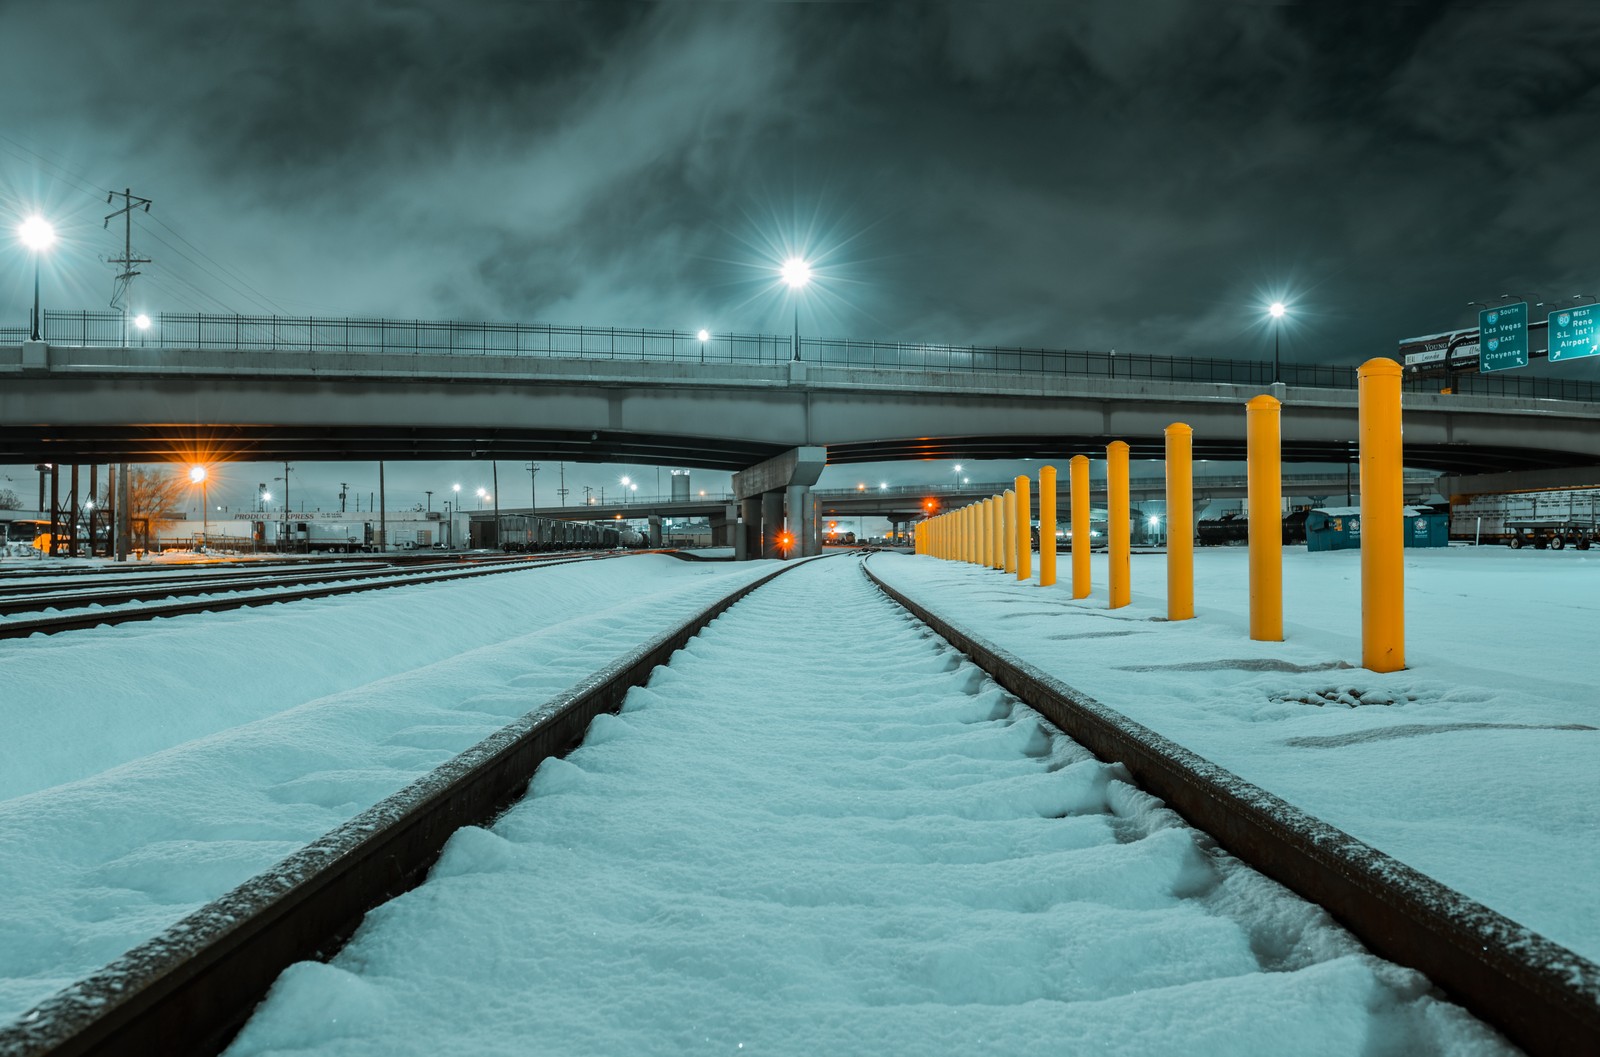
left=142, top=211, right=290, bottom=315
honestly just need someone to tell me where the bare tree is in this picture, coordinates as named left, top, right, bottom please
left=0, top=488, right=21, bottom=510
left=99, top=466, right=190, bottom=532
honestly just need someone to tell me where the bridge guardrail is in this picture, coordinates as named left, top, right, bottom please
left=8, top=309, right=1600, bottom=404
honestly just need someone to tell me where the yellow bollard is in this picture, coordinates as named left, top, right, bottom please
left=991, top=496, right=1004, bottom=570
left=972, top=495, right=985, bottom=569
left=1003, top=489, right=1017, bottom=574
left=1015, top=475, right=1032, bottom=581
left=1039, top=465, right=1058, bottom=587
left=1165, top=423, right=1194, bottom=620
left=1247, top=394, right=1283, bottom=641
left=966, top=503, right=977, bottom=564
left=1070, top=455, right=1090, bottom=598
left=1107, top=441, right=1130, bottom=609
left=1360, top=358, right=1405, bottom=672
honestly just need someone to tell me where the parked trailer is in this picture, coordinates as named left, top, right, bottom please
left=296, top=520, right=374, bottom=553
left=1504, top=520, right=1594, bottom=551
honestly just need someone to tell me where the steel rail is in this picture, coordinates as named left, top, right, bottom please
left=0, top=555, right=821, bottom=1057
left=861, top=559, right=1599, bottom=1057
left=0, top=553, right=615, bottom=639
left=0, top=553, right=604, bottom=614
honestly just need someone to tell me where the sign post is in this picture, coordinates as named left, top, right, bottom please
left=1548, top=304, right=1600, bottom=362
left=1478, top=302, right=1529, bottom=372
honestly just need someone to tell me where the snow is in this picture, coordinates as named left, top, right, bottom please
left=867, top=545, right=1600, bottom=965
left=226, top=558, right=1511, bottom=1057
left=3, top=544, right=1591, bottom=1051
left=0, top=554, right=776, bottom=1022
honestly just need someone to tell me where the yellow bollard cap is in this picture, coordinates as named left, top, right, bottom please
left=1165, top=422, right=1193, bottom=436
left=1359, top=357, right=1403, bottom=378
left=1246, top=394, right=1281, bottom=411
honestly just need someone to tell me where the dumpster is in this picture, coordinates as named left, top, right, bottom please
left=1306, top=507, right=1448, bottom=551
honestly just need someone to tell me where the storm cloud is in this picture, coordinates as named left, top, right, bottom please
left=4, top=1, right=1600, bottom=507
left=6, top=1, right=1600, bottom=359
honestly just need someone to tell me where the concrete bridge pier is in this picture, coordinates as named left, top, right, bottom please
left=731, top=446, right=827, bottom=561
left=711, top=504, right=738, bottom=547
left=738, top=497, right=760, bottom=560
left=647, top=514, right=662, bottom=547
left=760, top=491, right=784, bottom=558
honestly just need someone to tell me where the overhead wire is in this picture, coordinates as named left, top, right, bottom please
left=0, top=131, right=288, bottom=318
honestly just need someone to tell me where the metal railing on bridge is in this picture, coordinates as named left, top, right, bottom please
left=9, top=308, right=1600, bottom=404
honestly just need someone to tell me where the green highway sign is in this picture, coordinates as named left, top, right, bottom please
left=1478, top=301, right=1529, bottom=372
left=1548, top=304, right=1600, bottom=362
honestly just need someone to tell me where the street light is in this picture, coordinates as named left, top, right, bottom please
left=952, top=464, right=963, bottom=490
left=781, top=256, right=812, bottom=361
left=1268, top=301, right=1287, bottom=384
left=18, top=215, right=55, bottom=342
left=476, top=486, right=486, bottom=510
left=697, top=328, right=709, bottom=364
left=189, top=464, right=209, bottom=544
left=620, top=475, right=632, bottom=504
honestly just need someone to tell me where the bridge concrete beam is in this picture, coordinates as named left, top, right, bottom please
left=1440, top=466, right=1600, bottom=499
left=731, top=446, right=827, bottom=500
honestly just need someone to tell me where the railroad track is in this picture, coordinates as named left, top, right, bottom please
left=0, top=552, right=621, bottom=639
left=2, top=553, right=1594, bottom=1055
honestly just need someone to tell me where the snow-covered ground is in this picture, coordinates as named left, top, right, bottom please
left=228, top=557, right=1511, bottom=1057
left=4, top=544, right=1590, bottom=1050
left=0, top=554, right=775, bottom=1022
left=870, top=545, right=1600, bottom=965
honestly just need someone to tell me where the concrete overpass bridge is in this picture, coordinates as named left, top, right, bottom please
left=6, top=310, right=1600, bottom=556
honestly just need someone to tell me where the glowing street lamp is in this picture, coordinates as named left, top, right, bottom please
left=952, top=464, right=963, bottom=490
left=476, top=486, right=486, bottom=510
left=780, top=256, right=812, bottom=362
left=1268, top=301, right=1287, bottom=384
left=696, top=328, right=709, bottom=364
left=189, top=464, right=209, bottom=542
left=18, top=215, right=55, bottom=342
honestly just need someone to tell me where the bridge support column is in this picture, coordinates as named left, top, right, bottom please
left=648, top=515, right=663, bottom=547
left=785, top=485, right=813, bottom=558
left=806, top=495, right=822, bottom=556
left=711, top=504, right=737, bottom=547
left=738, top=498, right=760, bottom=560
left=761, top=491, right=784, bottom=558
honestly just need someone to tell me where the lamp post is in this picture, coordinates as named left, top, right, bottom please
left=134, top=312, right=151, bottom=347
left=620, top=475, right=632, bottom=504
left=781, top=257, right=811, bottom=361
left=697, top=328, right=709, bottom=364
left=425, top=490, right=433, bottom=512
left=18, top=216, right=55, bottom=342
left=189, top=465, right=208, bottom=545
left=476, top=487, right=486, bottom=511
left=952, top=464, right=963, bottom=492
left=1268, top=301, right=1286, bottom=384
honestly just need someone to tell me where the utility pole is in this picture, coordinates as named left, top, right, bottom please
left=582, top=485, right=593, bottom=505
left=526, top=462, right=540, bottom=509
left=104, top=188, right=152, bottom=326
left=340, top=482, right=348, bottom=512
left=558, top=462, right=568, bottom=506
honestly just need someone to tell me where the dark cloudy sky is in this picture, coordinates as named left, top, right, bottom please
left=5, top=0, right=1600, bottom=513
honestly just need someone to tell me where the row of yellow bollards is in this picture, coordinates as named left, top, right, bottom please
left=913, top=358, right=1406, bottom=674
